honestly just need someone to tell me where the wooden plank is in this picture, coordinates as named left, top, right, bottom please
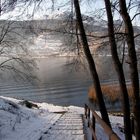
left=41, top=134, right=85, bottom=140
left=51, top=125, right=83, bottom=130
left=46, top=129, right=84, bottom=135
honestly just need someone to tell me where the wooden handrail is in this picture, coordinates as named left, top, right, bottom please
left=84, top=104, right=120, bottom=140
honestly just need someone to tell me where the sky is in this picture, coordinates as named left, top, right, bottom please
left=0, top=0, right=139, bottom=26
left=0, top=0, right=105, bottom=20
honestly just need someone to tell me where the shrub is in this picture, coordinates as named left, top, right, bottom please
left=88, top=83, right=134, bottom=103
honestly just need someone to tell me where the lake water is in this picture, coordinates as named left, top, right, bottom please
left=0, top=57, right=93, bottom=107
left=0, top=56, right=133, bottom=107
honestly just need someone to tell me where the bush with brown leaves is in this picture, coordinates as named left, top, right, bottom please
left=88, top=84, right=134, bottom=103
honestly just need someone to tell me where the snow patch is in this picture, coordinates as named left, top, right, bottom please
left=0, top=96, right=125, bottom=140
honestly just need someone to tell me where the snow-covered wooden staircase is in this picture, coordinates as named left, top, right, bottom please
left=41, top=112, right=85, bottom=140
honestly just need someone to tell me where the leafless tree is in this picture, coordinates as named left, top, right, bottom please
left=118, top=0, right=140, bottom=139
left=73, top=0, right=111, bottom=127
left=103, top=0, right=132, bottom=139
left=5, top=2, right=140, bottom=138
left=0, top=19, right=37, bottom=82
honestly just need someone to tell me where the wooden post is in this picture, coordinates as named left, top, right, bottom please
left=88, top=107, right=90, bottom=127
left=85, top=104, right=87, bottom=119
left=131, top=116, right=134, bottom=135
left=92, top=113, right=95, bottom=140
left=92, top=113, right=95, bottom=131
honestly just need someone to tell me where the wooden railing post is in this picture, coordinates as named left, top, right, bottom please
left=85, top=104, right=87, bottom=119
left=92, top=113, right=95, bottom=132
left=88, top=107, right=90, bottom=127
left=131, top=115, right=134, bottom=135
left=92, top=113, right=95, bottom=140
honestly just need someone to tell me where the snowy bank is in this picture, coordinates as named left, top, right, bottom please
left=0, top=96, right=124, bottom=140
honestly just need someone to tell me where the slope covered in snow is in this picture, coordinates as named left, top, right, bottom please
left=0, top=96, right=125, bottom=140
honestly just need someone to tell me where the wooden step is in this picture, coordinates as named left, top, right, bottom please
left=41, top=112, right=85, bottom=140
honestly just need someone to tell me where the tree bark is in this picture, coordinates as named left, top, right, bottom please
left=119, top=0, right=140, bottom=139
left=73, top=0, right=111, bottom=127
left=104, top=0, right=132, bottom=139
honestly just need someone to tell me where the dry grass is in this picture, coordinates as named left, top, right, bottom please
left=88, top=83, right=134, bottom=103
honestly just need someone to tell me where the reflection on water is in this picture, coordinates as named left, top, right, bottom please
left=0, top=56, right=133, bottom=107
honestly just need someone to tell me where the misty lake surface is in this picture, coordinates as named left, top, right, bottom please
left=0, top=56, right=132, bottom=107
left=0, top=57, right=93, bottom=107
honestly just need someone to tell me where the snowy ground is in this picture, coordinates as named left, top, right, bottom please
left=0, top=96, right=125, bottom=140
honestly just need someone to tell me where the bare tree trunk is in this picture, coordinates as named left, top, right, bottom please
left=73, top=0, right=111, bottom=127
left=119, top=0, right=140, bottom=139
left=103, top=0, right=132, bottom=139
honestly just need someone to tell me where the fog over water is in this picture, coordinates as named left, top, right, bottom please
left=0, top=57, right=92, bottom=106
left=0, top=56, right=133, bottom=107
